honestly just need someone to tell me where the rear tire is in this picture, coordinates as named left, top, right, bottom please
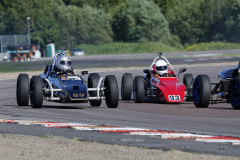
left=16, top=74, right=29, bottom=106
left=30, top=76, right=43, bottom=108
left=193, top=75, right=211, bottom=108
left=183, top=73, right=193, bottom=101
left=133, top=76, right=144, bottom=103
left=229, top=77, right=240, bottom=110
left=88, top=73, right=102, bottom=107
left=104, top=75, right=119, bottom=108
left=121, top=73, right=133, bottom=100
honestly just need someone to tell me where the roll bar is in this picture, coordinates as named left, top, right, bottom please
left=150, top=52, right=173, bottom=71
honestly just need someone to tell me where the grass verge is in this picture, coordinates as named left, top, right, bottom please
left=185, top=42, right=240, bottom=51
left=77, top=42, right=181, bottom=55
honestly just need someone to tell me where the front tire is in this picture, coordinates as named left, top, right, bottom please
left=193, top=75, right=211, bottom=108
left=16, top=74, right=30, bottom=106
left=133, top=76, right=144, bottom=103
left=229, top=77, right=240, bottom=110
left=104, top=75, right=119, bottom=108
left=121, top=73, right=133, bottom=100
left=30, top=76, right=43, bottom=108
left=88, top=73, right=102, bottom=107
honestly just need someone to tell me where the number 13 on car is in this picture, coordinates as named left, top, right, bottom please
left=168, top=95, right=181, bottom=101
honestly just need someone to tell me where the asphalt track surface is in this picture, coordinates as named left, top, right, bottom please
left=1, top=51, right=240, bottom=157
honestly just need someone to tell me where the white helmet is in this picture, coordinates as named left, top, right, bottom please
left=155, top=60, right=168, bottom=75
left=55, top=55, right=72, bottom=72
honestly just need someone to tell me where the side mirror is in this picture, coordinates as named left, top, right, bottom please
left=143, top=69, right=150, bottom=74
left=179, top=67, right=187, bottom=73
left=82, top=71, right=88, bottom=75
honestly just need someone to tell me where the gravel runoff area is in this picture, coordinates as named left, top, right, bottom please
left=1, top=62, right=239, bottom=160
left=0, top=134, right=239, bottom=160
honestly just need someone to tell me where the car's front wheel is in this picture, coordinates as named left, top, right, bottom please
left=30, top=76, right=43, bottom=108
left=193, top=75, right=211, bottom=108
left=229, top=76, right=240, bottom=110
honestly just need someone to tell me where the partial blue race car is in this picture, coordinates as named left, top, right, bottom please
left=16, top=52, right=119, bottom=108
left=191, top=61, right=240, bottom=109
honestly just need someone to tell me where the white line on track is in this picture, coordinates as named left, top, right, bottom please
left=1, top=119, right=240, bottom=145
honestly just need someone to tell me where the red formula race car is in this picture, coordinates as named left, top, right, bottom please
left=121, top=53, right=192, bottom=103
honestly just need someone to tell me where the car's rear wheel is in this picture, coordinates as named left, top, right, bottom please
left=30, top=76, right=43, bottom=108
left=16, top=74, right=30, bottom=106
left=183, top=73, right=193, bottom=101
left=133, top=76, right=144, bottom=103
left=193, top=75, right=211, bottom=108
left=229, top=77, right=240, bottom=110
left=121, top=73, right=133, bottom=100
left=88, top=73, right=102, bottom=107
left=104, top=75, right=119, bottom=108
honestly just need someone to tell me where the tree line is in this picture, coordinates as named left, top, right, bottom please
left=0, top=0, right=239, bottom=50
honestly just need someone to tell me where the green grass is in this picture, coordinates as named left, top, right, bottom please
left=77, top=42, right=181, bottom=55
left=0, top=61, right=48, bottom=73
left=185, top=42, right=240, bottom=51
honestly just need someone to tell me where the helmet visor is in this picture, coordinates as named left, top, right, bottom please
left=156, top=65, right=167, bottom=71
left=60, top=61, right=71, bottom=66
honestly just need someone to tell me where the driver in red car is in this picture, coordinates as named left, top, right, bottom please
left=151, top=60, right=174, bottom=78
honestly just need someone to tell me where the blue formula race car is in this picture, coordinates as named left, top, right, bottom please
left=16, top=51, right=119, bottom=108
left=191, top=61, right=240, bottom=109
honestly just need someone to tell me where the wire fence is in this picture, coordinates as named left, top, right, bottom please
left=0, top=34, right=30, bottom=53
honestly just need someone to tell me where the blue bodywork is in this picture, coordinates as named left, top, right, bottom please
left=218, top=67, right=237, bottom=80
left=40, top=66, right=88, bottom=102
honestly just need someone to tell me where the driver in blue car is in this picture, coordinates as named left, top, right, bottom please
left=54, top=53, right=74, bottom=75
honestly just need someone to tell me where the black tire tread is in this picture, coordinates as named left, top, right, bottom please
left=121, top=73, right=133, bottom=100
left=229, top=76, right=240, bottom=110
left=133, top=76, right=144, bottom=103
left=88, top=73, right=102, bottom=107
left=105, top=75, right=119, bottom=108
left=183, top=73, right=193, bottom=88
left=193, top=75, right=211, bottom=108
left=16, top=74, right=30, bottom=106
left=30, top=76, right=43, bottom=108
left=183, top=73, right=193, bottom=101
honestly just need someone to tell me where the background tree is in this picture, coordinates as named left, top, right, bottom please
left=113, top=0, right=171, bottom=43
left=76, top=5, right=113, bottom=45
left=0, top=4, right=6, bottom=33
left=165, top=0, right=209, bottom=45
left=54, top=4, right=113, bottom=48
left=206, top=0, right=240, bottom=42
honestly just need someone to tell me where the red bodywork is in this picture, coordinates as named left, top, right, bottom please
left=153, top=77, right=185, bottom=102
left=150, top=70, right=186, bottom=103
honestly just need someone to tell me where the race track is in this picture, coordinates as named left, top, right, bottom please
left=0, top=52, right=240, bottom=156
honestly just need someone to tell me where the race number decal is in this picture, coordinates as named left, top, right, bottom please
left=67, top=76, right=81, bottom=80
left=168, top=95, right=181, bottom=101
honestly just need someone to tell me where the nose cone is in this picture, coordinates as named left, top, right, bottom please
left=157, top=77, right=185, bottom=102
